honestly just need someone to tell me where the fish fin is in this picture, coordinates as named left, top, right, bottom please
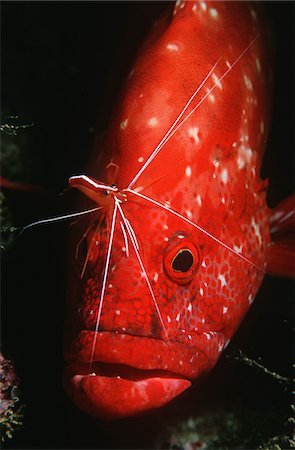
left=266, top=194, right=295, bottom=278
left=0, top=175, right=49, bottom=195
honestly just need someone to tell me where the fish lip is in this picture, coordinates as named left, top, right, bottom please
left=65, top=360, right=189, bottom=382
left=63, top=362, right=191, bottom=420
left=63, top=330, right=224, bottom=419
left=64, top=329, right=225, bottom=380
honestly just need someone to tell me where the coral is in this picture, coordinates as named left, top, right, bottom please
left=0, top=352, right=25, bottom=442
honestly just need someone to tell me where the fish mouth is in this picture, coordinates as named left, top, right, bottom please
left=63, top=330, right=224, bottom=419
left=63, top=361, right=191, bottom=420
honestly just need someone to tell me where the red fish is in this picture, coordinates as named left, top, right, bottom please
left=63, top=0, right=294, bottom=420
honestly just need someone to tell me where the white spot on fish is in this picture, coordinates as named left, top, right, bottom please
left=138, top=156, right=144, bottom=163
left=201, top=318, right=205, bottom=323
left=167, top=315, right=172, bottom=323
left=188, top=127, right=200, bottom=144
left=223, top=306, right=228, bottom=314
left=89, top=310, right=94, bottom=315
left=167, top=43, right=179, bottom=52
left=226, top=60, right=231, bottom=69
left=196, top=195, right=202, bottom=206
left=187, top=303, right=192, bottom=312
left=120, top=119, right=128, bottom=130
left=176, top=313, right=181, bottom=322
left=204, top=332, right=211, bottom=340
left=218, top=274, right=227, bottom=287
left=209, top=8, right=218, bottom=19
left=237, top=144, right=253, bottom=169
left=186, top=166, right=192, bottom=177
left=153, top=272, right=159, bottom=283
left=199, top=288, right=204, bottom=296
left=212, top=73, right=222, bottom=90
left=221, top=197, right=225, bottom=204
left=201, top=260, right=206, bottom=268
left=206, top=87, right=215, bottom=103
left=251, top=218, right=262, bottom=245
left=200, top=1, right=207, bottom=11
left=116, top=310, right=120, bottom=315
left=234, top=244, right=243, bottom=254
left=248, top=294, right=254, bottom=304
left=220, top=168, right=228, bottom=184
left=186, top=210, right=193, bottom=219
left=163, top=224, right=168, bottom=230
left=148, top=117, right=158, bottom=127
left=237, top=156, right=245, bottom=170
left=192, top=3, right=198, bottom=13
left=243, top=75, right=253, bottom=90
left=108, top=284, right=113, bottom=289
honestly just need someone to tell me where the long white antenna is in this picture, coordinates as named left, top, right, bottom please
left=88, top=200, right=118, bottom=374
left=116, top=199, right=173, bottom=343
left=120, top=220, right=129, bottom=257
left=125, top=188, right=265, bottom=273
left=18, top=207, right=100, bottom=237
left=127, top=58, right=221, bottom=189
left=128, top=35, right=258, bottom=190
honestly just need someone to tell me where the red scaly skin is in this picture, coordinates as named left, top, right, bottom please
left=63, top=1, right=272, bottom=420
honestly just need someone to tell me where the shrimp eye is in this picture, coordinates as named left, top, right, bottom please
left=164, top=233, right=200, bottom=285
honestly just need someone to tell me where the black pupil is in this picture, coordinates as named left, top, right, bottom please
left=172, top=250, right=194, bottom=272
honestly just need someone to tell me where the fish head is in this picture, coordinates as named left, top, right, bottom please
left=63, top=0, right=272, bottom=420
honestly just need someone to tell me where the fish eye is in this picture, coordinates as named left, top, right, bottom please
left=172, top=249, right=194, bottom=272
left=164, top=233, right=200, bottom=285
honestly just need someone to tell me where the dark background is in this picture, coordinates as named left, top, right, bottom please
left=1, top=2, right=294, bottom=449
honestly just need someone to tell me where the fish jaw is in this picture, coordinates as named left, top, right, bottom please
left=63, top=364, right=191, bottom=420
left=63, top=330, right=225, bottom=419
